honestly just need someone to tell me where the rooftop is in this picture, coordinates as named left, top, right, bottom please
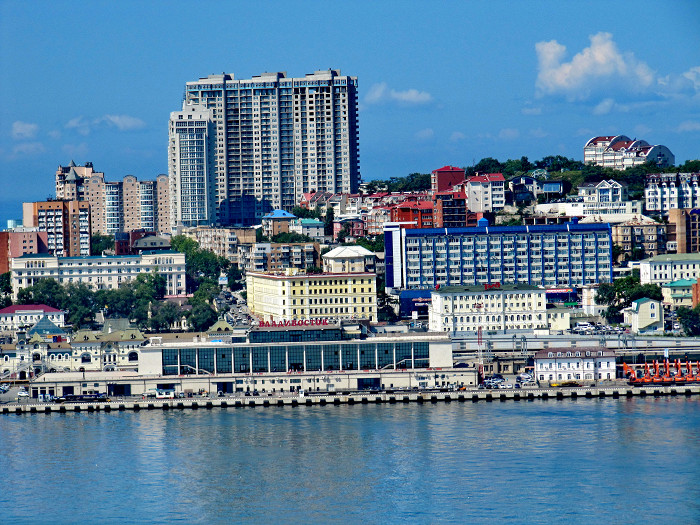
left=433, top=284, right=542, bottom=294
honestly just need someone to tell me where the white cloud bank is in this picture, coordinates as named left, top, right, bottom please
left=65, top=114, right=146, bottom=135
left=12, top=121, right=39, bottom=140
left=365, top=82, right=432, bottom=105
left=535, top=32, right=655, bottom=100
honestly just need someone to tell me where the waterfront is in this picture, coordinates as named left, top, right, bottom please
left=1, top=398, right=699, bottom=524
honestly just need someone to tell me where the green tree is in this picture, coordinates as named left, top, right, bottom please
left=16, top=278, right=67, bottom=309
left=91, top=233, right=114, bottom=255
left=270, top=232, right=315, bottom=243
left=324, top=206, right=335, bottom=236
left=63, top=283, right=96, bottom=328
left=188, top=303, right=218, bottom=332
left=149, top=301, right=182, bottom=332
left=0, top=272, right=11, bottom=308
left=354, top=234, right=384, bottom=253
left=677, top=306, right=700, bottom=336
left=291, top=206, right=315, bottom=219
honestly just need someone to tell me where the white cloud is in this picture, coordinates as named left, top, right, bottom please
left=65, top=114, right=146, bottom=135
left=48, top=130, right=62, bottom=139
left=593, top=98, right=616, bottom=115
left=99, top=114, right=146, bottom=131
left=12, top=121, right=38, bottom=140
left=66, top=116, right=91, bottom=135
left=414, top=128, right=434, bottom=140
left=365, top=82, right=432, bottom=105
left=677, top=120, right=700, bottom=133
left=521, top=106, right=542, bottom=116
left=11, top=142, right=45, bottom=157
left=498, top=128, right=520, bottom=140
left=450, top=131, right=466, bottom=142
left=535, top=32, right=655, bottom=100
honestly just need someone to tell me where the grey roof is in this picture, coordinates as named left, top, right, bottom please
left=65, top=168, right=79, bottom=182
left=433, top=284, right=542, bottom=294
left=27, top=316, right=66, bottom=336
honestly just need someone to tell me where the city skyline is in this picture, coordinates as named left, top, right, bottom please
left=1, top=1, right=699, bottom=222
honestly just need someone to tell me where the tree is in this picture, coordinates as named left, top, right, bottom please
left=291, top=206, right=315, bottom=219
left=0, top=272, right=11, bottom=308
left=595, top=273, right=662, bottom=323
left=188, top=303, right=218, bottom=332
left=306, top=265, right=323, bottom=274
left=91, top=233, right=114, bottom=255
left=271, top=232, right=315, bottom=243
left=63, top=283, right=96, bottom=328
left=149, top=301, right=182, bottom=332
left=677, top=306, right=700, bottom=336
left=354, top=234, right=384, bottom=253
left=16, top=279, right=67, bottom=309
left=324, top=206, right=335, bottom=236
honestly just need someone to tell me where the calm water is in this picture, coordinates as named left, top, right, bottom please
left=1, top=397, right=699, bottom=524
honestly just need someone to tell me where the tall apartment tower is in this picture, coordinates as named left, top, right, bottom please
left=22, top=200, right=91, bottom=256
left=168, top=104, right=217, bottom=228
left=173, top=69, right=360, bottom=226
left=55, top=162, right=170, bottom=235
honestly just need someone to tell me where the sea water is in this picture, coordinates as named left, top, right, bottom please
left=1, top=397, right=699, bottom=524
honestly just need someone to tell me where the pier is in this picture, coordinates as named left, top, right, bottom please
left=3, top=384, right=700, bottom=415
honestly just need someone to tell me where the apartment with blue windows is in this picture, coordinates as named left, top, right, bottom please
left=385, top=218, right=613, bottom=291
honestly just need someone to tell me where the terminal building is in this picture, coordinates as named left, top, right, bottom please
left=384, top=219, right=613, bottom=291
left=26, top=324, right=473, bottom=398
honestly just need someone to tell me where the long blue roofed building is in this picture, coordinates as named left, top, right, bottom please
left=384, top=218, right=613, bottom=292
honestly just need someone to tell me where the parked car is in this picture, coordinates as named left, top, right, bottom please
left=17, top=391, right=29, bottom=398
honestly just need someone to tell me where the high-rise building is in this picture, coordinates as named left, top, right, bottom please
left=22, top=200, right=91, bottom=257
left=55, top=162, right=170, bottom=235
left=172, top=69, right=360, bottom=226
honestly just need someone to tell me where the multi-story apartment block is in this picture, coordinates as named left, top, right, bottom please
left=667, top=208, right=700, bottom=253
left=384, top=219, right=613, bottom=291
left=639, top=253, right=700, bottom=285
left=22, top=201, right=91, bottom=257
left=0, top=229, right=49, bottom=273
left=645, top=173, right=700, bottom=213
left=584, top=135, right=674, bottom=170
left=187, top=226, right=256, bottom=262
left=464, top=173, right=505, bottom=212
left=428, top=284, right=548, bottom=333
left=10, top=252, right=186, bottom=299
left=365, top=205, right=392, bottom=236
left=609, top=217, right=667, bottom=260
left=431, top=165, right=466, bottom=194
left=261, top=209, right=296, bottom=238
left=289, top=218, right=325, bottom=242
left=237, top=242, right=320, bottom=273
left=179, top=69, right=360, bottom=226
left=389, top=198, right=434, bottom=228
left=55, top=162, right=170, bottom=235
left=246, top=269, right=377, bottom=323
left=168, top=103, right=217, bottom=228
left=535, top=180, right=642, bottom=216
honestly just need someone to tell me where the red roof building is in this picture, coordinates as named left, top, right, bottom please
left=431, top=166, right=466, bottom=194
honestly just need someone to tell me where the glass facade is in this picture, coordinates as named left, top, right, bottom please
left=161, top=341, right=431, bottom=376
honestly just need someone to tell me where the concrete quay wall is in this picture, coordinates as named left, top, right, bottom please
left=3, top=384, right=700, bottom=415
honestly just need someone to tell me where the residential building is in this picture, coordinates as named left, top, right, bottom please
left=534, top=347, right=616, bottom=383
left=645, top=173, right=700, bottom=213
left=0, top=304, right=67, bottom=332
left=115, top=231, right=170, bottom=256
left=427, top=284, right=548, bottom=334
left=289, top=218, right=325, bottom=242
left=22, top=200, right=91, bottom=257
left=464, top=173, right=505, bottom=212
left=261, top=209, right=296, bottom=238
left=238, top=243, right=320, bottom=273
left=322, top=245, right=375, bottom=273
left=535, top=180, right=642, bottom=216
left=56, top=162, right=170, bottom=235
left=584, top=135, right=674, bottom=169
left=246, top=268, right=377, bottom=323
left=0, top=229, right=49, bottom=274
left=168, top=103, right=217, bottom=228
left=179, top=69, right=360, bottom=225
left=389, top=198, right=434, bottom=228
left=384, top=219, right=613, bottom=291
left=639, top=253, right=700, bottom=285
left=607, top=216, right=667, bottom=260
left=431, top=165, right=465, bottom=194
left=661, top=279, right=694, bottom=310
left=433, top=191, right=490, bottom=228
left=187, top=226, right=256, bottom=262
left=623, top=298, right=664, bottom=334
left=333, top=216, right=366, bottom=241
left=10, top=251, right=186, bottom=300
left=366, top=205, right=392, bottom=236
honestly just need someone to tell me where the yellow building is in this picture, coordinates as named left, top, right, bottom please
left=246, top=269, right=377, bottom=323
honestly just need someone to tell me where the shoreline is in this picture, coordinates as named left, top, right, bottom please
left=3, top=384, right=699, bottom=415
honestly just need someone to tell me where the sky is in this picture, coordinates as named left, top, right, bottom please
left=1, top=0, right=699, bottom=223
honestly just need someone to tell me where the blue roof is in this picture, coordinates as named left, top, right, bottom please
left=263, top=209, right=296, bottom=219
left=402, top=222, right=611, bottom=237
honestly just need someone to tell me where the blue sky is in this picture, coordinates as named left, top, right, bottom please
left=1, top=0, right=699, bottom=222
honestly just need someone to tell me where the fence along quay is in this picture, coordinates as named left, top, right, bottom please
left=4, top=384, right=700, bottom=415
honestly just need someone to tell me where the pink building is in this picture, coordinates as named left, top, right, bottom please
left=0, top=229, right=49, bottom=274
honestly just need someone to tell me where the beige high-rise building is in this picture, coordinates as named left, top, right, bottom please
left=55, top=162, right=170, bottom=235
left=22, top=200, right=91, bottom=257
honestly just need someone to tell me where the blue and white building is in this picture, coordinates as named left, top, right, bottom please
left=384, top=219, right=613, bottom=291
